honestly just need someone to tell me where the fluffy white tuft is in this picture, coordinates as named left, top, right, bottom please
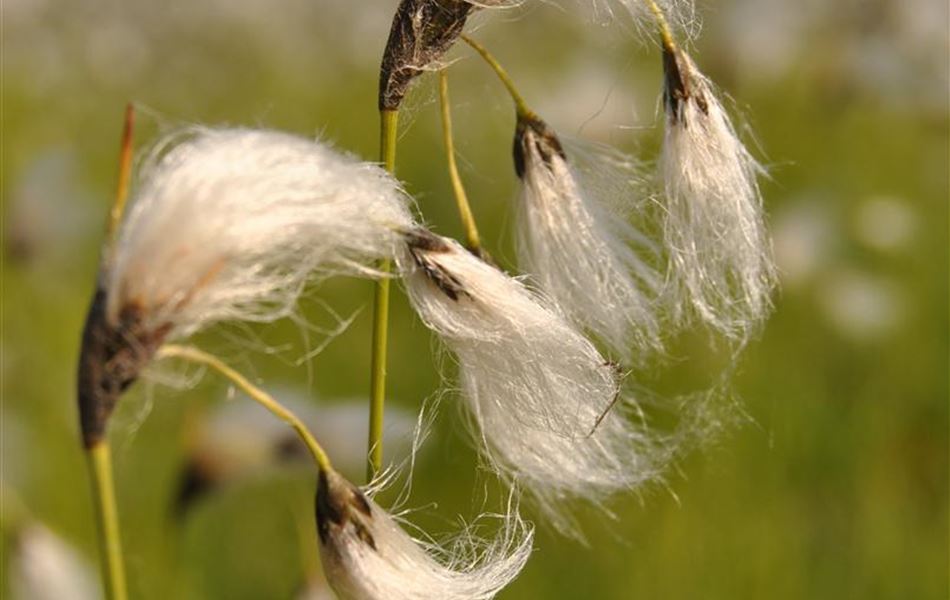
left=105, top=127, right=415, bottom=338
left=317, top=469, right=532, bottom=600
left=660, top=50, right=777, bottom=342
left=515, top=118, right=662, bottom=363
left=398, top=231, right=669, bottom=531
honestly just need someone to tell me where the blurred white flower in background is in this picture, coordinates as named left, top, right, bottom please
left=852, top=195, right=918, bottom=254
left=10, top=524, right=100, bottom=600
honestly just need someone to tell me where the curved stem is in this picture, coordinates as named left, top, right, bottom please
left=87, top=442, right=128, bottom=600
left=438, top=70, right=482, bottom=254
left=367, top=109, right=400, bottom=482
left=641, top=0, right=678, bottom=52
left=156, top=345, right=332, bottom=473
left=460, top=34, right=536, bottom=120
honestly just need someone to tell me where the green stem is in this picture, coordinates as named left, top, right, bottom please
left=367, top=109, right=399, bottom=482
left=641, top=0, right=678, bottom=52
left=460, top=34, right=536, bottom=120
left=156, top=345, right=332, bottom=472
left=438, top=71, right=481, bottom=254
left=87, top=442, right=128, bottom=600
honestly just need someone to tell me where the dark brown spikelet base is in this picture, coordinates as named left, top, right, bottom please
left=76, top=287, right=168, bottom=448
left=379, top=0, right=475, bottom=111
left=405, top=229, right=472, bottom=301
left=315, top=470, right=377, bottom=552
left=512, top=113, right=567, bottom=180
left=661, top=45, right=709, bottom=126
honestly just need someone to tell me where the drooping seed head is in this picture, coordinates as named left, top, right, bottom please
left=513, top=113, right=663, bottom=362
left=399, top=229, right=670, bottom=534
left=659, top=46, right=777, bottom=342
left=316, top=468, right=532, bottom=600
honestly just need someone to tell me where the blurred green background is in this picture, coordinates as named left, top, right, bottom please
left=3, top=0, right=948, bottom=598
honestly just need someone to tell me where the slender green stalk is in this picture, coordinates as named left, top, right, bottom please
left=86, top=103, right=136, bottom=600
left=367, top=109, right=399, bottom=482
left=438, top=70, right=482, bottom=254
left=641, top=0, right=677, bottom=52
left=157, top=345, right=332, bottom=472
left=460, top=34, right=537, bottom=120
left=87, top=443, right=128, bottom=600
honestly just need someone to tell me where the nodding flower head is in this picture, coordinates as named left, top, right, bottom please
left=77, top=127, right=415, bottom=446
left=315, top=468, right=533, bottom=600
left=398, top=229, right=670, bottom=533
left=513, top=113, right=663, bottom=363
left=659, top=46, right=776, bottom=342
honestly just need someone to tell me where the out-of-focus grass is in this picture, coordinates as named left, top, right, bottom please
left=3, top=1, right=948, bottom=598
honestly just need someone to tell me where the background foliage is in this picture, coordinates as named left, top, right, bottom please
left=3, top=0, right=948, bottom=598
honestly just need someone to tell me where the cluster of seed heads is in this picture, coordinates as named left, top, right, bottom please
left=75, top=1, right=775, bottom=598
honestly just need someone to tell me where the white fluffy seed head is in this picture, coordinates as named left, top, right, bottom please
left=316, top=469, right=532, bottom=600
left=398, top=230, right=669, bottom=532
left=659, top=48, right=777, bottom=342
left=514, top=115, right=662, bottom=363
left=104, top=126, right=416, bottom=339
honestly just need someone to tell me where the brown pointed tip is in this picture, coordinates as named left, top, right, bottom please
left=315, top=469, right=376, bottom=550
left=404, top=229, right=471, bottom=301
left=661, top=46, right=708, bottom=125
left=513, top=112, right=566, bottom=179
left=76, top=289, right=166, bottom=448
left=378, top=0, right=476, bottom=111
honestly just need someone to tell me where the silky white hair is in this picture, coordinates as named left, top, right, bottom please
left=398, top=230, right=669, bottom=531
left=104, top=127, right=415, bottom=338
left=515, top=120, right=662, bottom=363
left=591, top=0, right=699, bottom=40
left=659, top=50, right=776, bottom=342
left=317, top=469, right=533, bottom=600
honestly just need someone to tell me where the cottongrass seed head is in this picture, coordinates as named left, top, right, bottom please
left=659, top=46, right=777, bottom=343
left=315, top=468, right=532, bottom=600
left=513, top=113, right=662, bottom=363
left=398, top=229, right=670, bottom=533
left=78, top=126, right=415, bottom=446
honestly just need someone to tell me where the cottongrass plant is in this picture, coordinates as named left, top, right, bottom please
left=398, top=229, right=669, bottom=532
left=77, top=121, right=416, bottom=600
left=653, top=15, right=777, bottom=342
left=81, top=125, right=415, bottom=444
left=69, top=1, right=777, bottom=596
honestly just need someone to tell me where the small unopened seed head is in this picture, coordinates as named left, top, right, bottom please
left=379, top=0, right=476, bottom=111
